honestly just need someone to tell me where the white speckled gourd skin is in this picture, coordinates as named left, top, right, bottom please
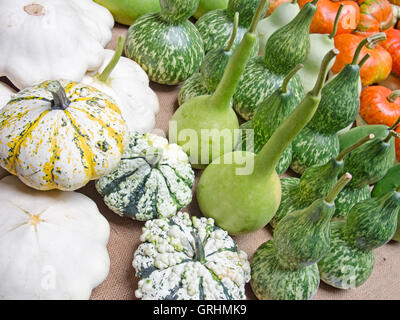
left=96, top=133, right=195, bottom=221
left=133, top=212, right=251, bottom=300
left=0, top=80, right=128, bottom=191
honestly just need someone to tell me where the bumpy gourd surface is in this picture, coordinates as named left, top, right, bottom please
left=96, top=133, right=195, bottom=221
left=0, top=80, right=127, bottom=191
left=251, top=241, right=320, bottom=300
left=133, top=212, right=251, bottom=300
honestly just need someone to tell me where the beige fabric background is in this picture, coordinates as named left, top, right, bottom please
left=86, top=26, right=400, bottom=300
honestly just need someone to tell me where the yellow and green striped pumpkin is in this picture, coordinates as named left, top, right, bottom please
left=0, top=80, right=128, bottom=191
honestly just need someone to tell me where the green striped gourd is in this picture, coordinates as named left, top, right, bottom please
left=251, top=174, right=352, bottom=300
left=270, top=135, right=373, bottom=228
left=125, top=0, right=204, bottom=85
left=178, top=13, right=239, bottom=105
left=96, top=132, right=195, bottom=221
left=237, top=64, right=304, bottom=175
left=169, top=0, right=268, bottom=168
left=195, top=0, right=266, bottom=54
left=232, top=0, right=317, bottom=120
left=318, top=189, right=400, bottom=289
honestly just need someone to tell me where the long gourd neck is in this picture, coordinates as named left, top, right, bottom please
left=211, top=0, right=268, bottom=109
left=254, top=49, right=338, bottom=177
left=329, top=4, right=344, bottom=39
left=325, top=173, right=352, bottom=204
left=97, top=36, right=125, bottom=83
left=352, top=33, right=387, bottom=65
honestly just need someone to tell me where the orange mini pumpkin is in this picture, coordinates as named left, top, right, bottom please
left=381, top=28, right=400, bottom=77
left=356, top=0, right=395, bottom=34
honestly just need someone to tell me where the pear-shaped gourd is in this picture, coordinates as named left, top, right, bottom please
left=251, top=173, right=352, bottom=300
left=125, top=0, right=204, bottom=85
left=169, top=0, right=268, bottom=168
left=197, top=49, right=338, bottom=235
left=195, top=0, right=266, bottom=54
left=178, top=13, right=240, bottom=105
left=271, top=134, right=374, bottom=228
left=233, top=0, right=318, bottom=120
left=318, top=189, right=400, bottom=289
left=237, top=64, right=304, bottom=174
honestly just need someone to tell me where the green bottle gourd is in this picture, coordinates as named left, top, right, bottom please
left=169, top=0, right=268, bottom=168
left=194, top=0, right=229, bottom=19
left=237, top=64, right=304, bottom=175
left=318, top=188, right=400, bottom=289
left=232, top=0, right=317, bottom=121
left=195, top=0, right=266, bottom=54
left=251, top=173, right=352, bottom=300
left=270, top=134, right=374, bottom=228
left=178, top=13, right=240, bottom=105
left=197, top=49, right=338, bottom=235
left=125, top=0, right=204, bottom=85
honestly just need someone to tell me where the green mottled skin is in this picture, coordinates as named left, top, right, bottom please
left=178, top=73, right=209, bottom=105
left=125, top=13, right=204, bottom=85
left=251, top=241, right=320, bottom=300
left=272, top=158, right=344, bottom=228
left=333, top=185, right=371, bottom=220
left=233, top=57, right=304, bottom=120
left=308, top=65, right=361, bottom=134
left=274, top=199, right=335, bottom=270
left=160, top=0, right=199, bottom=23
left=318, top=221, right=375, bottom=289
left=339, top=124, right=392, bottom=150
left=345, top=191, right=400, bottom=251
left=263, top=1, right=316, bottom=75
left=291, top=126, right=340, bottom=175
left=226, top=0, right=265, bottom=27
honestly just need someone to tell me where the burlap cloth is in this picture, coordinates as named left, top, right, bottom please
left=85, top=26, right=400, bottom=300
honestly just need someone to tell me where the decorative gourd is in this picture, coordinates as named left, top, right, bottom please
left=96, top=132, right=195, bottom=221
left=251, top=174, right=352, bottom=300
left=195, top=0, right=267, bottom=54
left=0, top=80, right=128, bottom=191
left=169, top=0, right=268, bottom=168
left=233, top=0, right=317, bottom=120
left=178, top=13, right=240, bottom=105
left=271, top=134, right=373, bottom=228
left=132, top=212, right=251, bottom=300
left=0, top=175, right=110, bottom=300
left=356, top=0, right=395, bottom=34
left=125, top=0, right=204, bottom=85
left=318, top=189, right=400, bottom=289
left=381, top=27, right=400, bottom=78
left=0, top=0, right=114, bottom=89
left=194, top=0, right=229, bottom=19
left=197, top=49, right=338, bottom=235
left=82, top=37, right=159, bottom=134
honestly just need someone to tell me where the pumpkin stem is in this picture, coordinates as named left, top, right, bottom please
left=249, top=0, right=268, bottom=33
left=358, top=53, right=370, bottom=68
left=98, top=36, right=125, bottom=83
left=47, top=81, right=70, bottom=110
left=191, top=231, right=205, bottom=263
left=310, top=49, right=339, bottom=96
left=325, top=173, right=352, bottom=204
left=352, top=33, right=386, bottom=65
left=388, top=90, right=400, bottom=103
left=336, top=134, right=375, bottom=161
left=225, top=12, right=239, bottom=52
left=329, top=4, right=344, bottom=39
left=282, top=64, right=303, bottom=94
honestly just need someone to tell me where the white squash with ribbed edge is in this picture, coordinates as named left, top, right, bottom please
left=0, top=0, right=114, bottom=89
left=0, top=175, right=110, bottom=300
left=133, top=212, right=251, bottom=300
left=0, top=82, right=15, bottom=179
left=0, top=80, right=128, bottom=191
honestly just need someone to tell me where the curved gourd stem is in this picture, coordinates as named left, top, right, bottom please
left=98, top=36, right=125, bottom=82
left=329, top=4, right=344, bottom=39
left=211, top=0, right=268, bottom=108
left=282, top=64, right=304, bottom=94
left=225, top=12, right=239, bottom=52
left=352, top=33, right=387, bottom=65
left=388, top=90, right=400, bottom=103
left=47, top=81, right=70, bottom=110
left=384, top=130, right=400, bottom=143
left=389, top=116, right=400, bottom=131
left=336, top=134, right=375, bottom=161
left=254, top=49, right=339, bottom=177
left=325, top=173, right=352, bottom=204
left=358, top=53, right=370, bottom=68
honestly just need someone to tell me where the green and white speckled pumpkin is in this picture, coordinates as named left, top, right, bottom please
left=133, top=212, right=251, bottom=300
left=333, top=185, right=371, bottom=220
left=0, top=80, right=128, bottom=191
left=125, top=0, right=204, bottom=85
left=96, top=132, right=195, bottom=221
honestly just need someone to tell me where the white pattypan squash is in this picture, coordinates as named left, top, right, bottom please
left=0, top=0, right=114, bottom=89
left=82, top=37, right=159, bottom=134
left=0, top=175, right=110, bottom=300
left=0, top=80, right=128, bottom=191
